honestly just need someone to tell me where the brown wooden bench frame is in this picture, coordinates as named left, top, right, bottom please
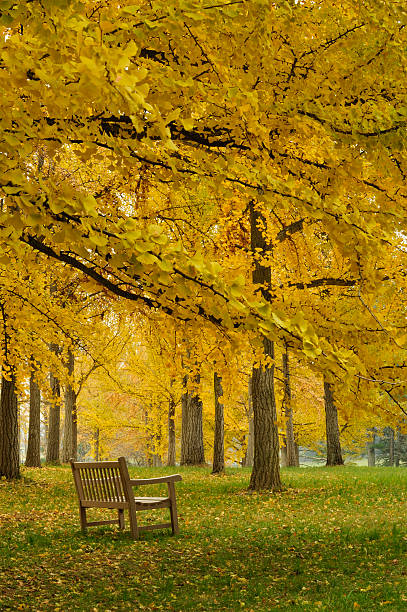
left=70, top=456, right=181, bottom=539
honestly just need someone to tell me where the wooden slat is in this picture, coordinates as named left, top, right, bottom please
left=95, top=468, right=104, bottom=500
left=108, top=471, right=118, bottom=501
left=113, top=468, right=123, bottom=501
left=118, top=470, right=126, bottom=501
left=90, top=468, right=99, bottom=500
left=86, top=469, right=97, bottom=501
left=70, top=461, right=85, bottom=501
left=86, top=468, right=97, bottom=500
left=95, top=469, right=106, bottom=500
left=134, top=497, right=168, bottom=503
left=98, top=469, right=110, bottom=501
left=104, top=468, right=115, bottom=501
left=81, top=500, right=129, bottom=509
left=135, top=499, right=171, bottom=510
left=86, top=519, right=122, bottom=527
left=77, top=468, right=85, bottom=498
left=129, top=475, right=182, bottom=486
left=80, top=468, right=92, bottom=500
left=111, top=468, right=123, bottom=502
left=138, top=523, right=172, bottom=532
left=72, top=460, right=120, bottom=469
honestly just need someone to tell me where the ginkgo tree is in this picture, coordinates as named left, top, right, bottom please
left=2, top=0, right=407, bottom=488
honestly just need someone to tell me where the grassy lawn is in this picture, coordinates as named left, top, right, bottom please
left=1, top=465, right=406, bottom=611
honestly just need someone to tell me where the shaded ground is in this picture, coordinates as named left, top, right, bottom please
left=1, top=465, right=406, bottom=610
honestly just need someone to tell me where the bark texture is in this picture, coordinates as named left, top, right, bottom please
left=167, top=395, right=176, bottom=466
left=46, top=361, right=61, bottom=465
left=94, top=427, right=100, bottom=461
left=367, top=429, right=376, bottom=467
left=0, top=373, right=20, bottom=479
left=367, top=444, right=376, bottom=467
left=180, top=374, right=205, bottom=465
left=294, top=441, right=300, bottom=466
left=395, top=428, right=401, bottom=467
left=71, top=396, right=78, bottom=461
left=61, top=349, right=77, bottom=462
left=25, top=371, right=41, bottom=467
left=280, top=445, right=288, bottom=467
left=152, top=453, right=163, bottom=467
left=324, top=380, right=344, bottom=466
left=248, top=202, right=281, bottom=490
left=249, top=338, right=281, bottom=490
left=244, top=377, right=254, bottom=467
left=388, top=427, right=395, bottom=466
left=151, top=422, right=162, bottom=466
left=212, top=372, right=224, bottom=474
left=281, top=349, right=298, bottom=467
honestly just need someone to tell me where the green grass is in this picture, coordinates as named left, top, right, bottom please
left=1, top=465, right=406, bottom=611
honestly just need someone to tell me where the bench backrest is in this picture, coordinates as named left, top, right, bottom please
left=70, top=459, right=128, bottom=504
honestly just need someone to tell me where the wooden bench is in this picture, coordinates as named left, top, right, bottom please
left=70, top=456, right=182, bottom=539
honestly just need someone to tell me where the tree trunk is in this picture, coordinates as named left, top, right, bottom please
left=294, top=441, right=300, bottom=467
left=25, top=370, right=41, bottom=467
left=280, top=445, right=288, bottom=467
left=248, top=201, right=282, bottom=491
left=180, top=373, right=205, bottom=465
left=282, top=348, right=297, bottom=467
left=144, top=408, right=152, bottom=466
left=324, top=380, right=344, bottom=466
left=167, top=395, right=176, bottom=466
left=46, top=357, right=61, bottom=465
left=388, top=427, right=395, bottom=466
left=151, top=421, right=162, bottom=466
left=62, top=349, right=76, bottom=462
left=62, top=384, right=76, bottom=462
left=248, top=337, right=282, bottom=490
left=94, top=428, right=100, bottom=461
left=395, top=427, right=401, bottom=467
left=71, top=393, right=78, bottom=461
left=367, top=429, right=376, bottom=467
left=43, top=404, right=48, bottom=454
left=152, top=453, right=162, bottom=467
left=0, top=373, right=20, bottom=479
left=212, top=372, right=224, bottom=474
left=368, top=444, right=376, bottom=467
left=286, top=436, right=300, bottom=467
left=244, top=377, right=254, bottom=467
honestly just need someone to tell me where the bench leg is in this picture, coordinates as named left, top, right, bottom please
left=128, top=505, right=139, bottom=540
left=118, top=509, right=125, bottom=530
left=79, top=506, right=87, bottom=533
left=168, top=483, right=179, bottom=534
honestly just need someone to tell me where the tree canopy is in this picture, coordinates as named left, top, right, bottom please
left=2, top=0, right=407, bottom=483
left=2, top=0, right=407, bottom=369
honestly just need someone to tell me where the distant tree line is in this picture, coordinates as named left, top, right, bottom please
left=366, top=427, right=407, bottom=467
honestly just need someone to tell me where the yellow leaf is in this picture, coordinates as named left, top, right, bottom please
left=89, top=233, right=107, bottom=247
left=137, top=252, right=158, bottom=265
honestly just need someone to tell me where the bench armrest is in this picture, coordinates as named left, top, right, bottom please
left=129, top=474, right=182, bottom=486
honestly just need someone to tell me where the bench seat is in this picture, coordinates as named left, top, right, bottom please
left=70, top=457, right=181, bottom=539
